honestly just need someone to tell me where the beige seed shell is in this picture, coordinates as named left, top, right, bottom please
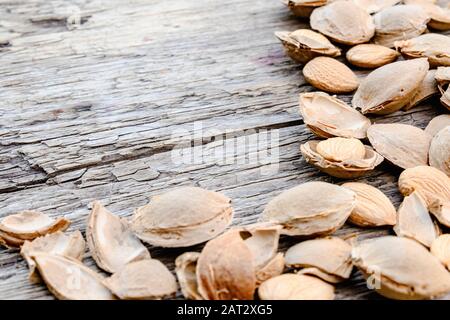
left=316, top=137, right=366, bottom=162
left=104, top=259, right=177, bottom=300
left=405, top=0, right=450, bottom=30
left=429, top=199, right=450, bottom=227
left=404, top=70, right=438, bottom=111
left=298, top=92, right=371, bottom=139
left=398, top=165, right=450, bottom=207
left=255, top=253, right=285, bottom=286
left=395, top=33, right=450, bottom=67
left=352, top=0, right=401, bottom=13
left=196, top=230, right=256, bottom=300
left=131, top=186, right=233, bottom=247
left=31, top=253, right=114, bottom=300
left=441, top=87, right=450, bottom=110
left=303, top=57, right=359, bottom=93
left=241, top=224, right=281, bottom=270
left=240, top=223, right=284, bottom=285
left=353, top=58, right=429, bottom=115
left=428, top=8, right=450, bottom=30
left=342, top=182, right=396, bottom=227
left=275, top=29, right=341, bottom=64
left=352, top=236, right=450, bottom=299
left=430, top=234, right=450, bottom=270
left=87, top=201, right=150, bottom=273
left=0, top=211, right=70, bottom=248
left=21, top=231, right=86, bottom=283
left=310, top=1, right=375, bottom=45
left=373, top=5, right=430, bottom=47
left=367, top=123, right=431, bottom=169
left=175, top=252, right=202, bottom=300
left=425, top=114, right=450, bottom=137
left=297, top=267, right=345, bottom=284
left=258, top=274, right=335, bottom=300
left=346, top=44, right=399, bottom=68
left=428, top=6, right=450, bottom=30
left=435, top=66, right=450, bottom=87
left=282, top=0, right=328, bottom=18
left=436, top=67, right=450, bottom=109
left=301, top=140, right=383, bottom=179
left=394, top=192, right=439, bottom=248
left=285, top=237, right=353, bottom=279
left=429, top=126, right=450, bottom=176
left=177, top=223, right=284, bottom=298
left=260, top=181, right=356, bottom=236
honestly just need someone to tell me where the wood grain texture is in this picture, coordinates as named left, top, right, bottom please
left=0, top=0, right=448, bottom=300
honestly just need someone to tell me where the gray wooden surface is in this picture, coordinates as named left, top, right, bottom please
left=0, top=0, right=448, bottom=300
